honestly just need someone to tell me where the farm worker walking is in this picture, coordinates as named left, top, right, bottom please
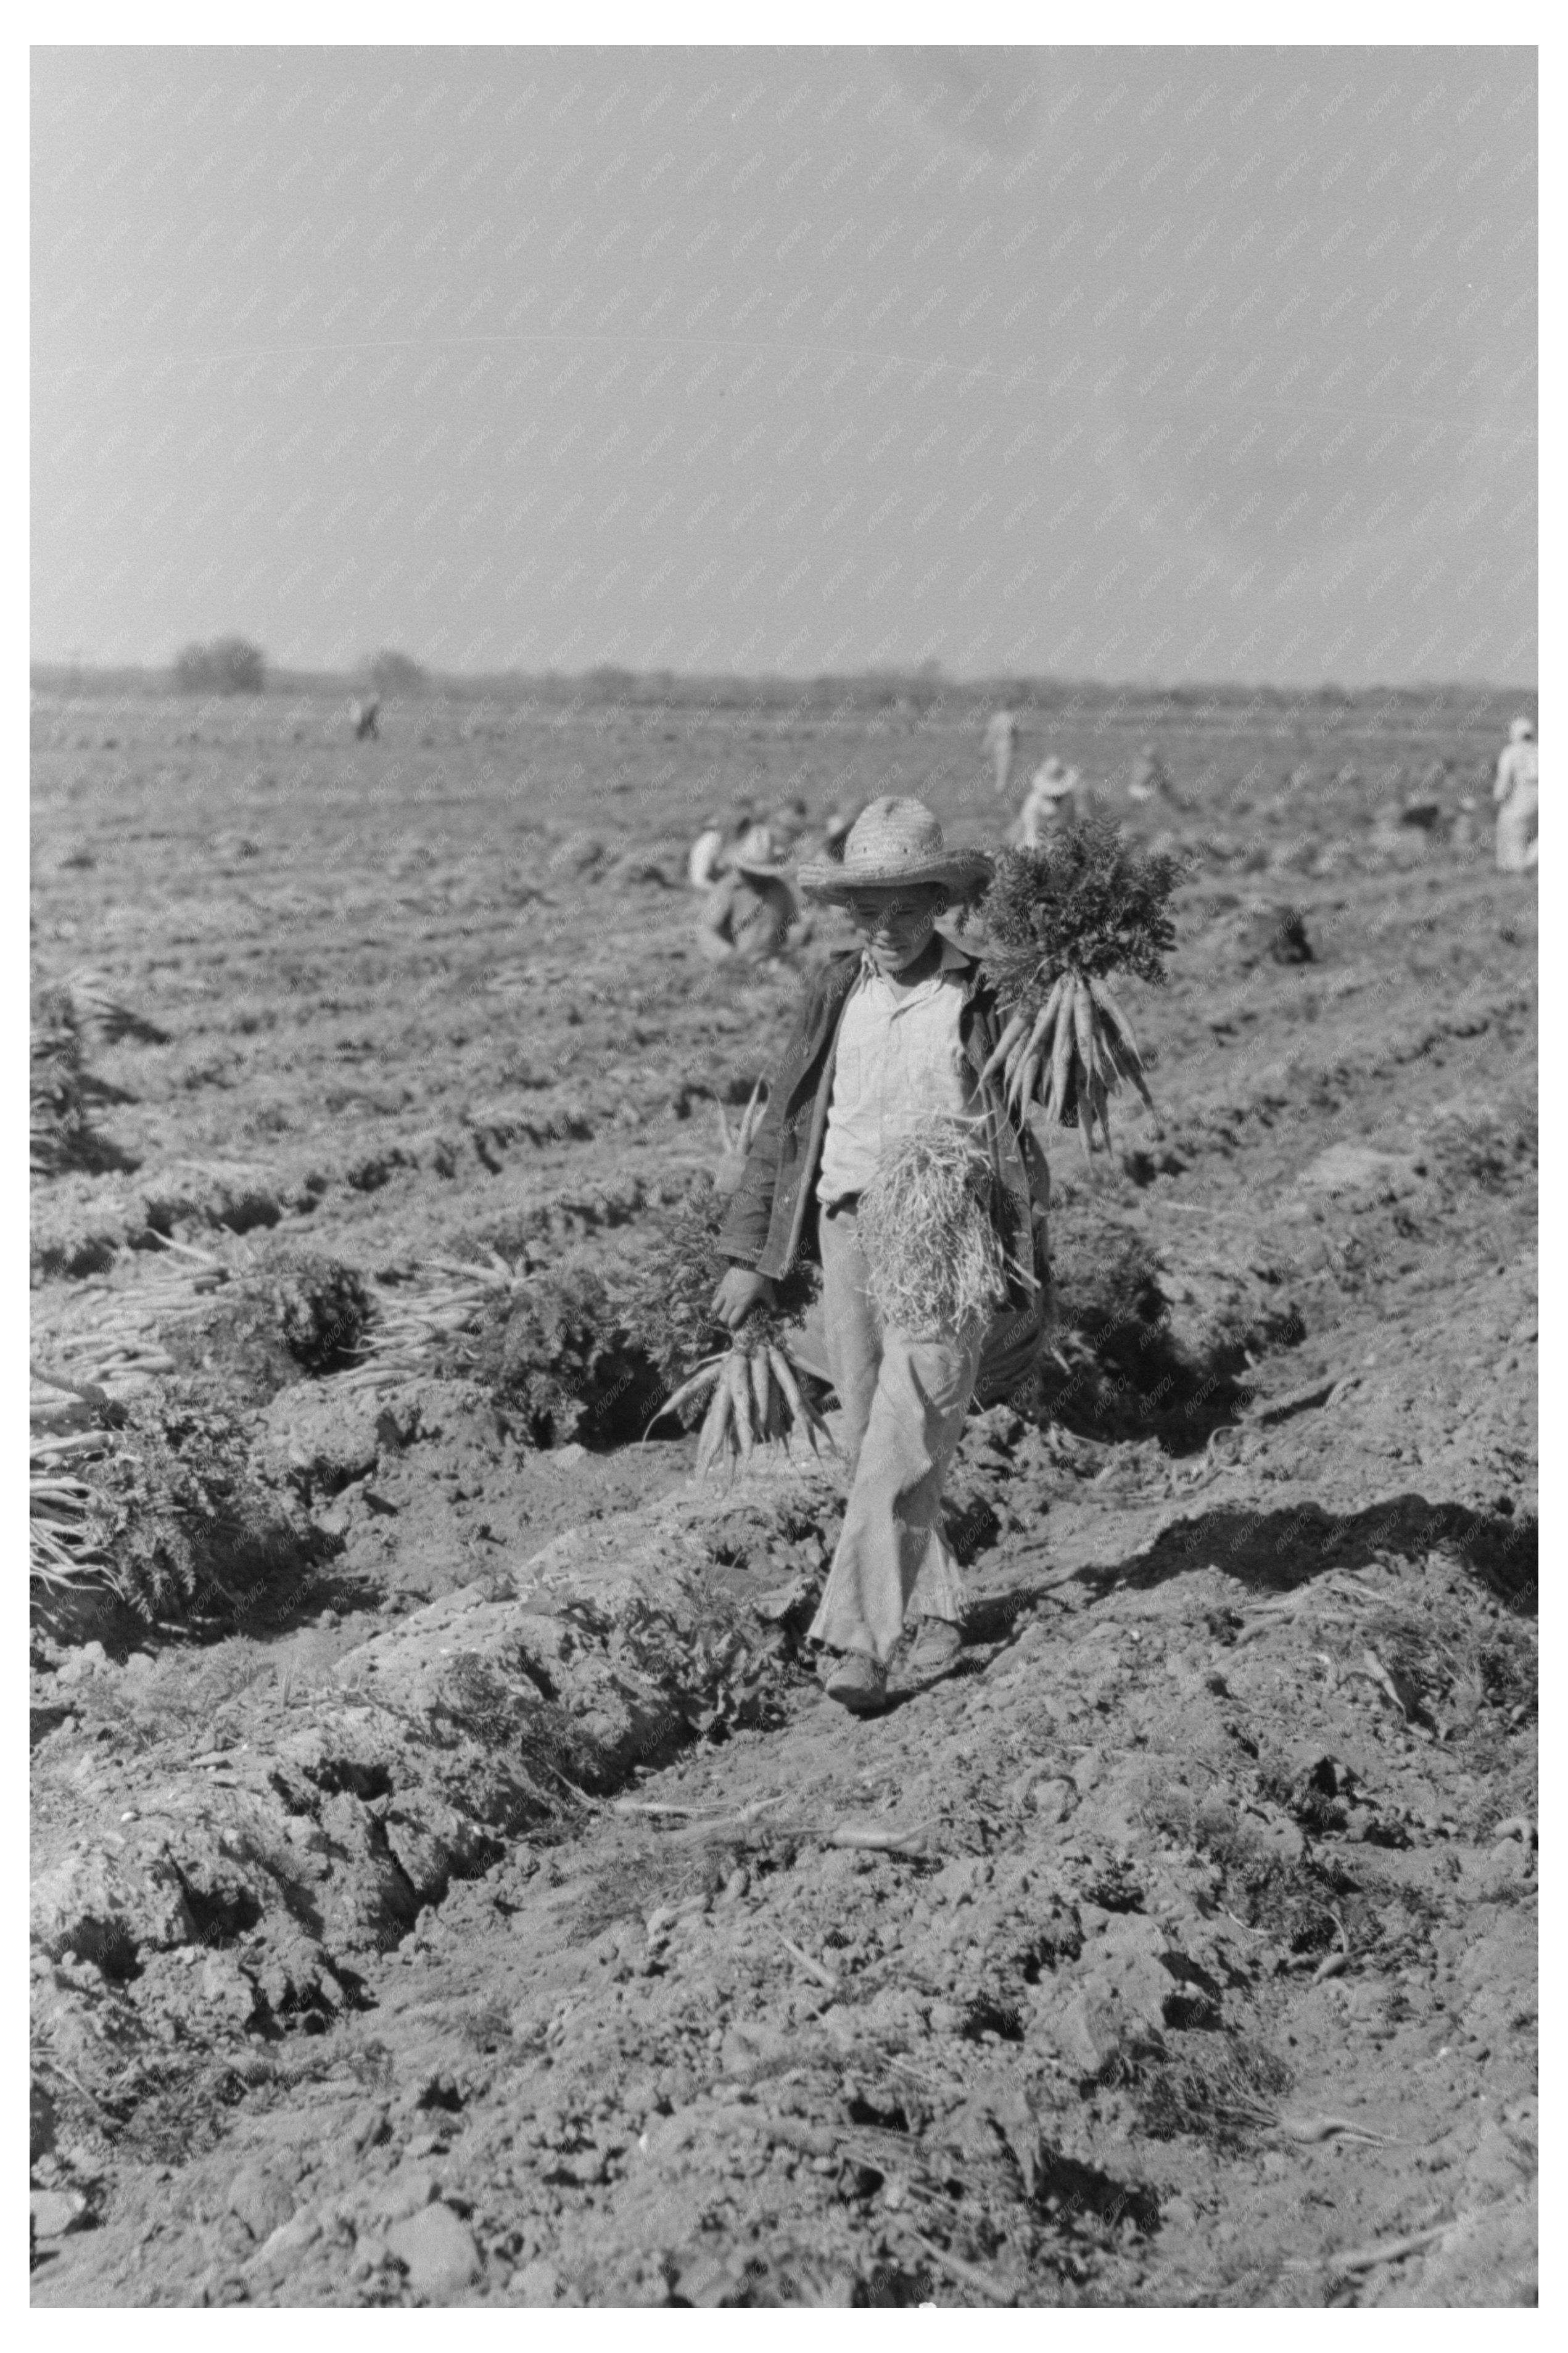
left=984, top=707, right=1019, bottom=797
left=710, top=798, right=1048, bottom=1715
left=687, top=813, right=725, bottom=890
left=696, top=826, right=801, bottom=965
left=1015, top=757, right=1083, bottom=846
left=1493, top=717, right=1538, bottom=873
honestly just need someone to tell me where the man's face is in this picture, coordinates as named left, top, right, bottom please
left=843, top=882, right=947, bottom=974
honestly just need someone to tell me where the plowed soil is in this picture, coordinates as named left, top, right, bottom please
left=31, top=684, right=1537, bottom=2306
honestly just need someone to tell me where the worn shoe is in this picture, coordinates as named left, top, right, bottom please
left=823, top=1650, right=889, bottom=1715
left=906, top=1618, right=963, bottom=1680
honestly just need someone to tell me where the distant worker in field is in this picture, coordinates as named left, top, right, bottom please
left=1014, top=756, right=1083, bottom=847
left=687, top=811, right=725, bottom=891
left=1493, top=716, right=1538, bottom=874
left=770, top=795, right=811, bottom=854
left=1128, top=741, right=1189, bottom=812
left=984, top=707, right=1019, bottom=798
left=350, top=695, right=381, bottom=741
left=697, top=826, right=801, bottom=965
left=714, top=801, right=758, bottom=875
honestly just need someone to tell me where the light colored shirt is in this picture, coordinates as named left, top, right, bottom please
left=688, top=827, right=725, bottom=889
left=1494, top=743, right=1538, bottom=806
left=1018, top=769, right=1084, bottom=846
left=819, top=939, right=976, bottom=1205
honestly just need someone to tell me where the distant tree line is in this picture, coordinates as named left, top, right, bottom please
left=366, top=649, right=427, bottom=696
left=172, top=637, right=266, bottom=694
left=166, top=641, right=431, bottom=699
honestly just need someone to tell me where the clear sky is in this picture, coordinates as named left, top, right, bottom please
left=31, top=44, right=1537, bottom=685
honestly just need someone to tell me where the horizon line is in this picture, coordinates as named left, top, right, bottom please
left=28, top=661, right=1538, bottom=703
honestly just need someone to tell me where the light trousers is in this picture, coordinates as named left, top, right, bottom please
left=806, top=1201, right=981, bottom=1664
left=1496, top=786, right=1538, bottom=873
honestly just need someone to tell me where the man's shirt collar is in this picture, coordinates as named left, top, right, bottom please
left=856, top=934, right=972, bottom=984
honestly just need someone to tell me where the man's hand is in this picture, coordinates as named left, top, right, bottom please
left=711, top=1266, right=775, bottom=1329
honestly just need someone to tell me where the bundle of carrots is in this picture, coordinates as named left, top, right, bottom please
left=632, top=1134, right=829, bottom=1478
left=30, top=1427, right=113, bottom=1592
left=981, top=966, right=1158, bottom=1153
left=646, top=1325, right=833, bottom=1475
left=330, top=1253, right=521, bottom=1396
left=978, top=818, right=1181, bottom=1161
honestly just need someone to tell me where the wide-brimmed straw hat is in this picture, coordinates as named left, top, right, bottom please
left=797, top=796, right=992, bottom=900
left=730, top=824, right=793, bottom=880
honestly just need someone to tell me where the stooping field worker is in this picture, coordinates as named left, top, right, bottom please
left=1494, top=715, right=1538, bottom=874
left=1014, top=756, right=1083, bottom=847
left=696, top=825, right=804, bottom=965
left=1127, top=743, right=1166, bottom=804
left=1128, top=742, right=1190, bottom=814
left=709, top=796, right=1050, bottom=1716
left=693, top=801, right=758, bottom=886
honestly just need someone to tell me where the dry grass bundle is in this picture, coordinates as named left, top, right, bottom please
left=857, top=1116, right=1011, bottom=1341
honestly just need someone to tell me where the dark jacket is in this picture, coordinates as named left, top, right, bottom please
left=717, top=945, right=1050, bottom=1398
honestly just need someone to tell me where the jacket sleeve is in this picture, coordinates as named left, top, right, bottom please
left=716, top=1092, right=785, bottom=1266
left=715, top=978, right=826, bottom=1268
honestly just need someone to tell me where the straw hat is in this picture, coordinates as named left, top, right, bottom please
left=1509, top=715, right=1535, bottom=742
left=730, top=824, right=793, bottom=880
left=1031, top=757, right=1076, bottom=799
left=797, top=796, right=992, bottom=899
